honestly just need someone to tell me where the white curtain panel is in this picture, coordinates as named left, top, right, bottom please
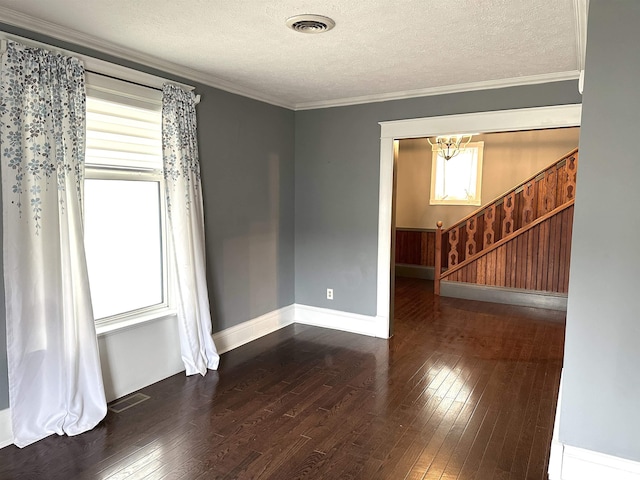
left=0, top=41, right=106, bottom=447
left=162, top=84, right=219, bottom=376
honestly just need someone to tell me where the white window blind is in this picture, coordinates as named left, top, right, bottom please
left=86, top=95, right=162, bottom=170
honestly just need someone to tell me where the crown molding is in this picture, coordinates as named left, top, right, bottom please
left=573, top=0, right=589, bottom=71
left=0, top=6, right=295, bottom=110
left=294, top=71, right=581, bottom=111
left=0, top=6, right=583, bottom=113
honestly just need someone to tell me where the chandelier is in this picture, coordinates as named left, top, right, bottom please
left=428, top=134, right=474, bottom=160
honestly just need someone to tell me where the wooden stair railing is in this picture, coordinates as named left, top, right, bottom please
left=434, top=148, right=578, bottom=295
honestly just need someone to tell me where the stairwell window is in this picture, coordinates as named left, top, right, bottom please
left=430, top=141, right=484, bottom=206
left=84, top=74, right=172, bottom=330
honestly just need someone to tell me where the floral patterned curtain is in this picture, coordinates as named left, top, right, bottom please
left=0, top=41, right=106, bottom=447
left=162, top=84, right=219, bottom=375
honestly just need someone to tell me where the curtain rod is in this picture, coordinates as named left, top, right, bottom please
left=87, top=69, right=161, bottom=92
left=85, top=70, right=202, bottom=105
left=86, top=70, right=201, bottom=104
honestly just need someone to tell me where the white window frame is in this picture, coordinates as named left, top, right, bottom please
left=84, top=167, right=175, bottom=332
left=85, top=74, right=175, bottom=333
left=430, top=141, right=484, bottom=206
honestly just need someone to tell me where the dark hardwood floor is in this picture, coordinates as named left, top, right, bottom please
left=0, top=278, right=565, bottom=480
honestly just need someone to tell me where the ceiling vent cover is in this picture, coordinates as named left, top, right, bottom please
left=286, top=14, right=335, bottom=34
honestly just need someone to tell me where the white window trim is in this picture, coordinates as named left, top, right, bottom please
left=84, top=167, right=174, bottom=333
left=94, top=308, right=177, bottom=337
left=85, top=76, right=175, bottom=334
left=430, top=141, right=484, bottom=206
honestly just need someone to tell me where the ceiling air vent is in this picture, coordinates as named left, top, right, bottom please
left=286, top=14, right=335, bottom=34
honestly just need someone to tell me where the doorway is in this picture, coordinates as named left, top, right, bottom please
left=377, top=104, right=582, bottom=338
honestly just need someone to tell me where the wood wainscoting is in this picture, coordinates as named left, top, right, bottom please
left=395, top=228, right=436, bottom=279
left=396, top=228, right=436, bottom=267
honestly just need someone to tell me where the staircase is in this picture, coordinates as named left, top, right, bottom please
left=434, top=148, right=578, bottom=296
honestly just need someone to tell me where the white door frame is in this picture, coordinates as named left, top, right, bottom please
left=376, top=104, right=583, bottom=338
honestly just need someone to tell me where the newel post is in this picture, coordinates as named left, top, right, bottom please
left=435, top=221, right=443, bottom=296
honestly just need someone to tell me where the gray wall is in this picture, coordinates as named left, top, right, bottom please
left=0, top=24, right=295, bottom=409
left=199, top=90, right=295, bottom=330
left=560, top=0, right=640, bottom=462
left=294, top=82, right=582, bottom=316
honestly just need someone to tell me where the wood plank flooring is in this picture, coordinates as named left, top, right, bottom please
left=0, top=278, right=565, bottom=479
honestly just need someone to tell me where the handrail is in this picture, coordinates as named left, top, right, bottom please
left=396, top=227, right=437, bottom=233
left=441, top=147, right=578, bottom=235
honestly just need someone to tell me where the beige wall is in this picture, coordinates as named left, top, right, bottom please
left=396, top=127, right=580, bottom=229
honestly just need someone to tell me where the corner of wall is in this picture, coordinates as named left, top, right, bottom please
left=294, top=304, right=387, bottom=338
left=213, top=305, right=296, bottom=354
left=550, top=374, right=640, bottom=480
left=557, top=446, right=640, bottom=480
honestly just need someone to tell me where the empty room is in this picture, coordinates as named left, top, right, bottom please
left=0, top=1, right=639, bottom=479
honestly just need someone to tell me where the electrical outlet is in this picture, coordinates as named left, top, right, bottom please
left=327, top=288, right=333, bottom=300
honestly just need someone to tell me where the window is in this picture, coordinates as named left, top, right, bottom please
left=430, top=141, right=484, bottom=205
left=83, top=74, right=171, bottom=328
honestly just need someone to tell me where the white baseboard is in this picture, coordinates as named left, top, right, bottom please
left=213, top=305, right=295, bottom=354
left=213, top=304, right=388, bottom=351
left=549, top=437, right=564, bottom=479
left=555, top=446, right=640, bottom=480
left=294, top=304, right=388, bottom=338
left=549, top=371, right=564, bottom=479
left=550, top=373, right=640, bottom=480
left=0, top=408, right=12, bottom=449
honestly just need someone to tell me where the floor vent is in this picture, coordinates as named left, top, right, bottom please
left=108, top=393, right=150, bottom=413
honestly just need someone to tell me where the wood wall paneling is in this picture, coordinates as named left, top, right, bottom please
left=395, top=229, right=437, bottom=267
left=440, top=205, right=574, bottom=294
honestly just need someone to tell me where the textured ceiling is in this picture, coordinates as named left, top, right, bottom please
left=0, top=0, right=584, bottom=109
